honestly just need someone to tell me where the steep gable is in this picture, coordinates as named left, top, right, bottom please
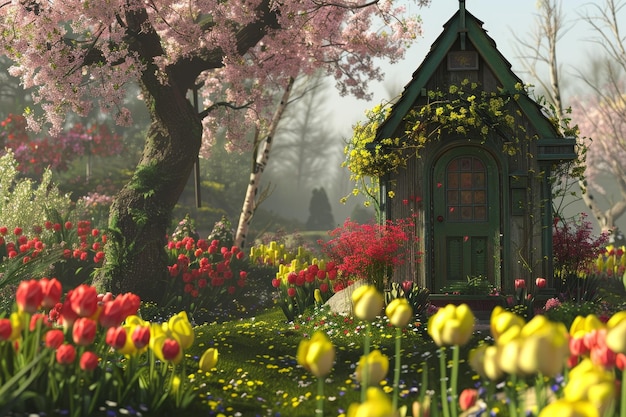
left=376, top=8, right=565, bottom=146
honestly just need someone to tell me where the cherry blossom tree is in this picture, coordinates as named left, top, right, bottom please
left=570, top=84, right=626, bottom=230
left=0, top=0, right=426, bottom=300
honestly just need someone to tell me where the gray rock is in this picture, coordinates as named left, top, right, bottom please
left=324, top=280, right=366, bottom=315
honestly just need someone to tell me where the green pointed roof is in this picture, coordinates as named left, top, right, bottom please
left=376, top=8, right=564, bottom=143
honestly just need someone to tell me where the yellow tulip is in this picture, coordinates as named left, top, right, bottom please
left=9, top=311, right=24, bottom=341
left=297, top=330, right=335, bottom=378
left=607, top=311, right=626, bottom=328
left=314, top=289, right=323, bottom=304
left=606, top=319, right=626, bottom=354
left=537, top=399, right=599, bottom=417
left=412, top=396, right=431, bottom=417
left=606, top=255, right=615, bottom=273
left=199, top=347, right=219, bottom=372
left=469, top=344, right=503, bottom=381
left=569, top=314, right=605, bottom=339
left=497, top=338, right=524, bottom=375
left=427, top=303, right=475, bottom=347
left=352, top=285, right=384, bottom=321
left=385, top=298, right=413, bottom=328
left=518, top=332, right=568, bottom=377
left=490, top=306, right=524, bottom=343
left=564, top=358, right=616, bottom=417
left=165, top=311, right=194, bottom=350
left=347, top=387, right=396, bottom=417
left=355, top=349, right=389, bottom=386
left=171, top=375, right=181, bottom=394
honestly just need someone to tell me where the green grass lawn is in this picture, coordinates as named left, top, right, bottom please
left=184, top=304, right=482, bottom=417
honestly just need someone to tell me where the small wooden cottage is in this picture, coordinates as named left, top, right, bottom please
left=375, top=2, right=576, bottom=295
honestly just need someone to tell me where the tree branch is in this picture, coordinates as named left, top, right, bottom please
left=198, top=101, right=253, bottom=120
left=169, top=0, right=280, bottom=90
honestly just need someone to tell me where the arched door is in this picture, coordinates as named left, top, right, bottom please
left=432, top=147, right=500, bottom=290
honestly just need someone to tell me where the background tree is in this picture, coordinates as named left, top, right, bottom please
left=515, top=0, right=626, bottom=231
left=306, top=187, right=335, bottom=231
left=0, top=0, right=425, bottom=301
left=260, top=74, right=344, bottom=224
left=268, top=74, right=339, bottom=190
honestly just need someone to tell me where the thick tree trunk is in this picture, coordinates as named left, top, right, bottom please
left=93, top=77, right=202, bottom=303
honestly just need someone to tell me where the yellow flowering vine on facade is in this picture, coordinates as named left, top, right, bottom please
left=343, top=80, right=534, bottom=212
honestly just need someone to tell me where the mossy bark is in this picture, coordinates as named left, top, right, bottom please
left=93, top=63, right=202, bottom=303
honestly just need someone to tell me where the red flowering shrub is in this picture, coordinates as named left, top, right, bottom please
left=320, top=218, right=412, bottom=291
left=164, top=235, right=248, bottom=320
left=0, top=217, right=108, bottom=288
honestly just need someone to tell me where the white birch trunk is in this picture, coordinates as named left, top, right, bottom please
left=235, top=77, right=295, bottom=249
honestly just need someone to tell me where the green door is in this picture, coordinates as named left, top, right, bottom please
left=433, top=147, right=500, bottom=290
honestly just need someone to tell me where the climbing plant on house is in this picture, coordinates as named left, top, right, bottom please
left=343, top=80, right=537, bottom=210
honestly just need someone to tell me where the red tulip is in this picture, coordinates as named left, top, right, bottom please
left=616, top=353, right=626, bottom=371
left=29, top=313, right=50, bottom=331
left=68, top=284, right=98, bottom=317
left=56, top=344, right=76, bottom=365
left=40, top=278, right=62, bottom=309
left=514, top=279, right=526, bottom=290
left=118, top=293, right=141, bottom=318
left=45, top=329, right=65, bottom=349
left=106, top=326, right=127, bottom=350
left=569, top=337, right=589, bottom=357
left=72, top=317, right=97, bottom=346
left=0, top=319, right=12, bottom=341
left=161, top=339, right=181, bottom=362
left=99, top=298, right=125, bottom=328
left=535, top=277, right=547, bottom=289
left=16, top=279, right=44, bottom=313
left=459, top=388, right=478, bottom=411
left=131, top=326, right=151, bottom=349
left=79, top=351, right=99, bottom=371
left=59, top=297, right=78, bottom=327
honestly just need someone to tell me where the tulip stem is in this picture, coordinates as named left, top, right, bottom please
left=438, top=347, right=450, bottom=417
left=361, top=321, right=371, bottom=403
left=507, top=374, right=519, bottom=417
left=621, top=367, right=626, bottom=417
left=450, top=345, right=459, bottom=417
left=392, top=327, right=401, bottom=411
left=534, top=373, right=546, bottom=411
left=316, top=376, right=324, bottom=416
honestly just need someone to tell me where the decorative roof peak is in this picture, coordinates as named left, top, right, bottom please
left=459, top=0, right=467, bottom=50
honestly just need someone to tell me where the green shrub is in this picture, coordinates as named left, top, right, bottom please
left=543, top=300, right=598, bottom=328
left=0, top=150, right=73, bottom=234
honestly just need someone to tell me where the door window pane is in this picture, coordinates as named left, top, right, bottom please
left=445, top=156, right=488, bottom=222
